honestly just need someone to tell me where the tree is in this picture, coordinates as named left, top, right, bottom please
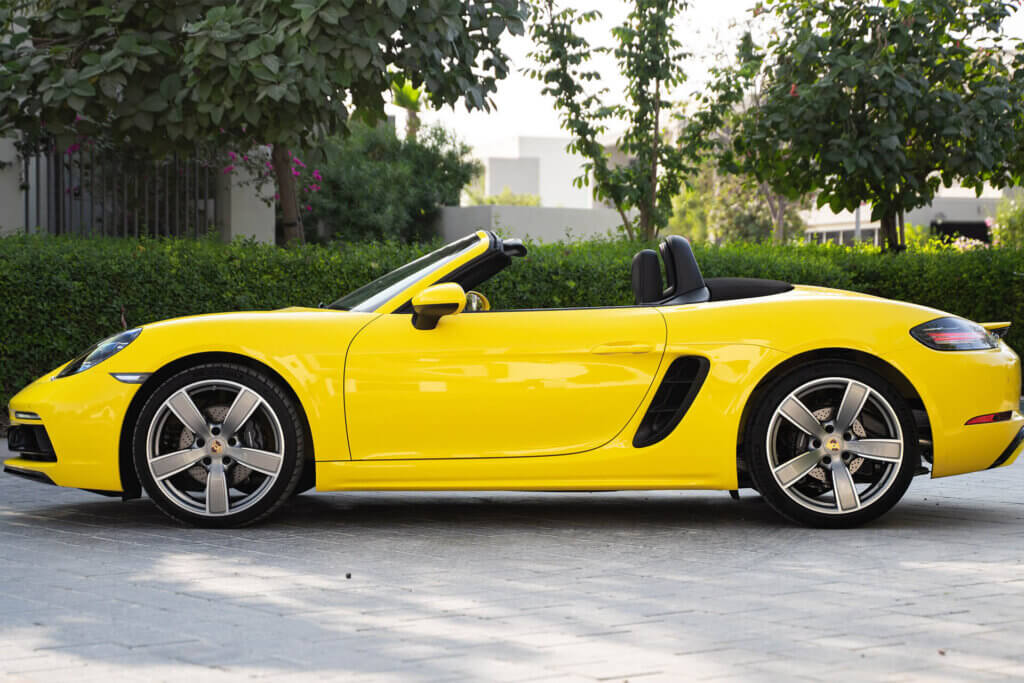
left=308, top=122, right=480, bottom=242
left=391, top=76, right=424, bottom=141
left=527, top=0, right=690, bottom=241
left=687, top=0, right=1024, bottom=251
left=668, top=160, right=805, bottom=243
left=0, top=0, right=527, bottom=244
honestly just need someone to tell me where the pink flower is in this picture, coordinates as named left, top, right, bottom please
left=294, top=157, right=306, bottom=168
left=222, top=165, right=234, bottom=174
left=313, top=169, right=322, bottom=181
left=274, top=193, right=280, bottom=200
left=228, top=151, right=237, bottom=161
left=292, top=168, right=300, bottom=177
left=305, top=204, right=312, bottom=211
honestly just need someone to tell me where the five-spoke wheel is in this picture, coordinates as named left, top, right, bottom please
left=746, top=362, right=918, bottom=527
left=133, top=363, right=305, bottom=527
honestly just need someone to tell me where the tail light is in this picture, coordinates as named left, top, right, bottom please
left=910, top=317, right=998, bottom=351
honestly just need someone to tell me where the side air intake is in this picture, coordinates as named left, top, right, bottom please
left=633, top=356, right=710, bottom=448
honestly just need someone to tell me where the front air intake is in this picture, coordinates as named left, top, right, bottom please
left=633, top=356, right=709, bottom=448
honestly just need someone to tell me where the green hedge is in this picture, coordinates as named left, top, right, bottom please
left=2, top=235, right=1022, bottom=407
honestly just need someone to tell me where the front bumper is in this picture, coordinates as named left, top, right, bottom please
left=5, top=366, right=141, bottom=492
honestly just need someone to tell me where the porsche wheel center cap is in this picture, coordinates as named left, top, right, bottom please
left=825, top=437, right=842, bottom=453
left=210, top=439, right=225, bottom=454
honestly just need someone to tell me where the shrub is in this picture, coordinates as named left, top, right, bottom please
left=993, top=195, right=1024, bottom=250
left=2, top=235, right=1022, bottom=407
left=306, top=123, right=480, bottom=242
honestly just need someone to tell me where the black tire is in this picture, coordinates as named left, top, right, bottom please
left=745, top=361, right=918, bottom=528
left=291, top=466, right=316, bottom=497
left=132, top=362, right=305, bottom=528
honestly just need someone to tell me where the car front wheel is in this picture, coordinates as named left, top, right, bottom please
left=132, top=362, right=305, bottom=527
left=746, top=361, right=918, bottom=528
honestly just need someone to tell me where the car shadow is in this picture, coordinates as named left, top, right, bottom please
left=8, top=487, right=1015, bottom=533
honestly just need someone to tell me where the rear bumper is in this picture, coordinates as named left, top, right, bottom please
left=989, top=425, right=1024, bottom=470
left=911, top=340, right=1024, bottom=478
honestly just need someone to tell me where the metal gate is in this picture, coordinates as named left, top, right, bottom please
left=22, top=140, right=216, bottom=237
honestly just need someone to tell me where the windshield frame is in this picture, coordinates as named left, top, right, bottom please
left=328, top=232, right=491, bottom=313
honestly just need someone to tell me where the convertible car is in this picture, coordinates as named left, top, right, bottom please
left=5, top=231, right=1022, bottom=527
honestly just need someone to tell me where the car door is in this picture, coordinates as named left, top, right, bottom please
left=344, top=307, right=666, bottom=460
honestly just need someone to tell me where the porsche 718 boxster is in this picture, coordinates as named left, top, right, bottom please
left=5, top=231, right=1021, bottom=527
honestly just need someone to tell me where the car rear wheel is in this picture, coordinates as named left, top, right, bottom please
left=132, top=363, right=304, bottom=527
left=745, top=361, right=918, bottom=528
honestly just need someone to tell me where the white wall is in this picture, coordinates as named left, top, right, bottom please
left=0, top=138, right=24, bottom=235
left=485, top=157, right=539, bottom=197
left=515, top=137, right=593, bottom=208
left=435, top=205, right=625, bottom=243
left=215, top=163, right=276, bottom=243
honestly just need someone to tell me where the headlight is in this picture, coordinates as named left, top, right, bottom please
left=55, top=328, right=142, bottom=378
left=910, top=317, right=998, bottom=351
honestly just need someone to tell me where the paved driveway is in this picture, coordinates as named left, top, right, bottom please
left=1, top=438, right=1023, bottom=682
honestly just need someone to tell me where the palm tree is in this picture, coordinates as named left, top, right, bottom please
left=391, top=77, right=424, bottom=140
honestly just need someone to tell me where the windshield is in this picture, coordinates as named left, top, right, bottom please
left=329, top=235, right=482, bottom=312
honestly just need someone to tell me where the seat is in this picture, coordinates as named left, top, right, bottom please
left=631, top=249, right=664, bottom=304
left=657, top=235, right=710, bottom=304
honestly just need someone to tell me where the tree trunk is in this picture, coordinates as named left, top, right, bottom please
left=406, top=110, right=421, bottom=140
left=272, top=144, right=303, bottom=245
left=616, top=205, right=636, bottom=240
left=647, top=78, right=661, bottom=243
left=639, top=204, right=656, bottom=241
left=771, top=198, right=785, bottom=243
left=880, top=212, right=899, bottom=252
left=897, top=207, right=905, bottom=248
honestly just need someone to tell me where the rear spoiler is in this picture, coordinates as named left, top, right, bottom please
left=982, top=321, right=1011, bottom=339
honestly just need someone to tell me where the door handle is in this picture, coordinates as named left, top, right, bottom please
left=591, top=342, right=654, bottom=355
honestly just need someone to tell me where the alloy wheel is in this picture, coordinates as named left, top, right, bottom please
left=766, top=376, right=905, bottom=515
left=144, top=379, right=285, bottom=517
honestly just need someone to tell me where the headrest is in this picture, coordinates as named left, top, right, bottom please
left=631, top=249, right=663, bottom=305
left=659, top=235, right=705, bottom=297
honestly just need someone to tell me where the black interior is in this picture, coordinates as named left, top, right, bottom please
left=631, top=236, right=793, bottom=305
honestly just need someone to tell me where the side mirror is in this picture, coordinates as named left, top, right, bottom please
left=411, top=283, right=466, bottom=330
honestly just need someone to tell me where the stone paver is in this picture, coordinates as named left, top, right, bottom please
left=2, top=438, right=1024, bottom=681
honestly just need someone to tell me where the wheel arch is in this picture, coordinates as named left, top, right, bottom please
left=736, top=347, right=931, bottom=482
left=118, top=351, right=315, bottom=499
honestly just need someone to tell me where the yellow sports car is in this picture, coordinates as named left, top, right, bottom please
left=5, top=231, right=1021, bottom=528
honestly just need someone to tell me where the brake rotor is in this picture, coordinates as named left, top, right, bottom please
left=808, top=407, right=866, bottom=482
left=178, top=405, right=253, bottom=485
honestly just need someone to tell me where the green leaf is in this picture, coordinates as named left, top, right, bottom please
left=72, top=81, right=96, bottom=97
left=261, top=54, right=280, bottom=75
left=387, top=0, right=407, bottom=15
left=133, top=111, right=154, bottom=131
left=351, top=47, right=371, bottom=70
left=139, top=93, right=167, bottom=112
